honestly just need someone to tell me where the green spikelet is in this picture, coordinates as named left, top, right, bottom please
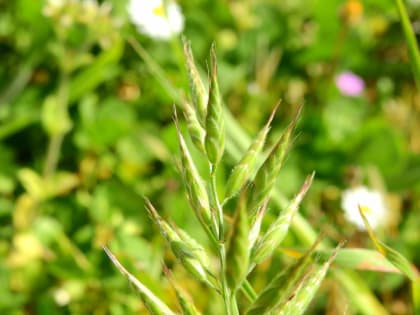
left=163, top=265, right=203, bottom=315
left=103, top=247, right=176, bottom=315
left=174, top=114, right=212, bottom=228
left=276, top=244, right=342, bottom=315
left=251, top=173, right=314, bottom=265
left=183, top=99, right=206, bottom=153
left=145, top=199, right=213, bottom=287
left=248, top=107, right=301, bottom=213
left=224, top=105, right=278, bottom=201
left=183, top=37, right=207, bottom=125
left=205, top=44, right=225, bottom=169
left=176, top=227, right=211, bottom=271
left=145, top=197, right=182, bottom=242
left=246, top=237, right=322, bottom=315
left=174, top=285, right=202, bottom=315
left=248, top=198, right=269, bottom=252
left=226, top=188, right=250, bottom=291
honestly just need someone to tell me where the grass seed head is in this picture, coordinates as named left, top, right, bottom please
left=183, top=37, right=207, bottom=126
left=205, top=44, right=225, bottom=168
left=174, top=115, right=212, bottom=227
left=275, top=243, right=342, bottom=315
left=145, top=198, right=182, bottom=242
left=163, top=265, right=203, bottom=315
left=246, top=236, right=322, bottom=315
left=226, top=189, right=250, bottom=291
left=183, top=100, right=206, bottom=153
left=103, top=246, right=176, bottom=315
left=247, top=107, right=301, bottom=213
left=251, top=173, right=314, bottom=265
left=145, top=199, right=214, bottom=287
left=248, top=198, right=269, bottom=251
left=224, top=105, right=278, bottom=201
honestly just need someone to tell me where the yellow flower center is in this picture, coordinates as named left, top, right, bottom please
left=153, top=5, right=166, bottom=17
left=359, top=204, right=371, bottom=215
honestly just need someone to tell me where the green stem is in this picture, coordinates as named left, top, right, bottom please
left=412, top=279, right=420, bottom=315
left=43, top=71, right=69, bottom=178
left=394, top=0, right=420, bottom=89
left=241, top=279, right=258, bottom=302
left=210, top=166, right=224, bottom=241
left=219, top=244, right=233, bottom=315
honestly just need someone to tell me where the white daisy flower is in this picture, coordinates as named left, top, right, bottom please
left=127, top=0, right=184, bottom=40
left=341, top=186, right=388, bottom=230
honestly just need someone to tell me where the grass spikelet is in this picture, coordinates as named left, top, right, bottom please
left=145, top=197, right=182, bottom=242
left=174, top=112, right=213, bottom=230
left=205, top=44, right=225, bottom=169
left=248, top=198, right=269, bottom=251
left=103, top=246, right=176, bottom=315
left=247, top=106, right=301, bottom=214
left=226, top=188, right=250, bottom=291
left=163, top=265, right=203, bottom=315
left=246, top=236, right=322, bottom=315
left=251, top=173, right=314, bottom=265
left=224, top=105, right=278, bottom=201
left=183, top=99, right=206, bottom=153
left=275, top=243, right=343, bottom=315
left=175, top=227, right=211, bottom=272
left=183, top=37, right=207, bottom=125
left=145, top=199, right=213, bottom=286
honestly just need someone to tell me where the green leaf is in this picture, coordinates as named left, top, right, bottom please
left=359, top=205, right=419, bottom=281
left=317, top=248, right=400, bottom=274
left=394, top=0, right=420, bottom=89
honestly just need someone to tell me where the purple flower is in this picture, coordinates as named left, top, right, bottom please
left=335, top=71, right=365, bottom=96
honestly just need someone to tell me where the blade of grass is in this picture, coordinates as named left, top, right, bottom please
left=394, top=0, right=420, bottom=89
left=312, top=248, right=401, bottom=274
left=359, top=205, right=419, bottom=281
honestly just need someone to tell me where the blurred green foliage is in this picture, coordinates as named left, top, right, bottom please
left=0, top=0, right=419, bottom=314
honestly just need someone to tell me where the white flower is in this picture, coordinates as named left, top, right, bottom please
left=127, top=0, right=184, bottom=40
left=53, top=288, right=71, bottom=306
left=341, top=186, right=388, bottom=230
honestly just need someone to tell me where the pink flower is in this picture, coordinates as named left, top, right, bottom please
left=335, top=71, right=365, bottom=96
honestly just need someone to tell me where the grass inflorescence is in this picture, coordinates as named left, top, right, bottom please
left=105, top=41, right=341, bottom=315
